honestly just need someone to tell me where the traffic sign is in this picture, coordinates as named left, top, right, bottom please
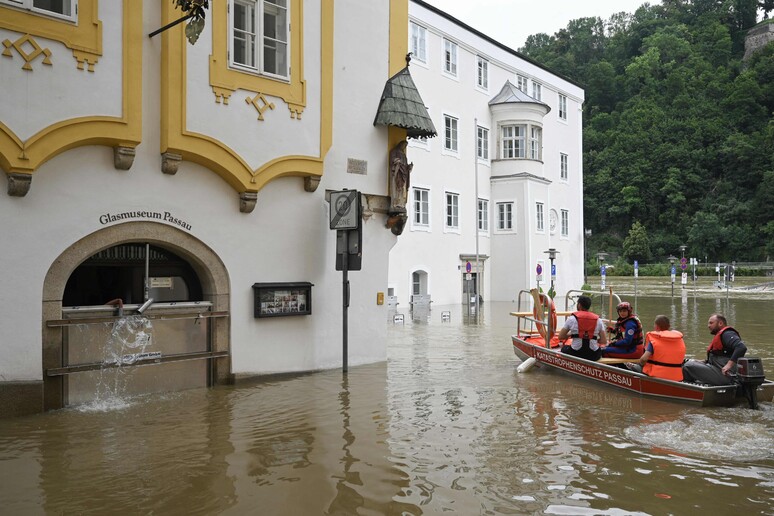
left=466, top=261, right=472, bottom=273
left=551, top=264, right=556, bottom=279
left=601, top=265, right=606, bottom=275
left=536, top=264, right=543, bottom=275
left=329, top=190, right=360, bottom=230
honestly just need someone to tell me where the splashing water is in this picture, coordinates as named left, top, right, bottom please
left=83, top=315, right=154, bottom=411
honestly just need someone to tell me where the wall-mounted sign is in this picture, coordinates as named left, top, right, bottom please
left=252, top=282, right=313, bottom=318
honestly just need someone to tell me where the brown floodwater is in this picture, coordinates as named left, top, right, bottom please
left=1, top=277, right=773, bottom=514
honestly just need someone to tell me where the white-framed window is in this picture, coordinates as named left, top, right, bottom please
left=561, top=209, right=569, bottom=237
left=412, top=187, right=430, bottom=228
left=444, top=114, right=459, bottom=153
left=497, top=202, right=513, bottom=231
left=559, top=94, right=567, bottom=120
left=478, top=199, right=489, bottom=232
left=536, top=202, right=545, bottom=232
left=529, top=126, right=542, bottom=160
left=410, top=21, right=427, bottom=63
left=231, top=0, right=290, bottom=79
left=445, top=192, right=459, bottom=230
left=477, top=126, right=489, bottom=161
left=443, top=39, right=458, bottom=76
left=476, top=56, right=489, bottom=90
left=501, top=125, right=525, bottom=159
left=516, top=74, right=528, bottom=92
left=532, top=81, right=542, bottom=101
left=1, top=0, right=76, bottom=21
left=560, top=153, right=568, bottom=181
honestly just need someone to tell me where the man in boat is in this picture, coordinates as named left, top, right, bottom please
left=601, top=301, right=644, bottom=358
left=682, top=313, right=747, bottom=385
left=557, top=295, right=607, bottom=361
left=628, top=315, right=686, bottom=381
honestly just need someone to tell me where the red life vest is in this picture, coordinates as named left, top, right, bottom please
left=571, top=311, right=600, bottom=343
left=643, top=330, right=686, bottom=381
left=706, top=326, right=738, bottom=354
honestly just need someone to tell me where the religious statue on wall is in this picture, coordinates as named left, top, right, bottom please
left=386, top=140, right=413, bottom=235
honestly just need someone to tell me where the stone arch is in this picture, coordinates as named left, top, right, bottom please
left=41, top=221, right=232, bottom=410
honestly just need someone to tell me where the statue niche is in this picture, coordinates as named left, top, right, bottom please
left=386, top=140, right=413, bottom=235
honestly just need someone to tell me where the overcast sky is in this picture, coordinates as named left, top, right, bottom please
left=420, top=0, right=654, bottom=50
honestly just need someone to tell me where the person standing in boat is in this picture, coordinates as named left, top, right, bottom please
left=602, top=301, right=644, bottom=358
left=557, top=295, right=607, bottom=361
left=682, top=313, right=747, bottom=385
left=628, top=315, right=686, bottom=381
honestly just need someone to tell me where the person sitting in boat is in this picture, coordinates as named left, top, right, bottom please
left=628, top=315, right=686, bottom=381
left=682, top=313, right=747, bottom=385
left=601, top=302, right=644, bottom=358
left=558, top=295, right=607, bottom=361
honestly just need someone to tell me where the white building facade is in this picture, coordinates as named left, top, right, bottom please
left=0, top=0, right=415, bottom=416
left=388, top=0, right=586, bottom=309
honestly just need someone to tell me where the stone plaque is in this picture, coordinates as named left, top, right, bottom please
left=347, top=158, right=367, bottom=175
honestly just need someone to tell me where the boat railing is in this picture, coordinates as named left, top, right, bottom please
left=511, top=288, right=623, bottom=348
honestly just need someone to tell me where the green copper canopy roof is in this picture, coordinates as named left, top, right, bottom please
left=374, top=66, right=437, bottom=139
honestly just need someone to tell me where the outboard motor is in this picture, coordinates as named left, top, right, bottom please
left=736, top=357, right=766, bottom=409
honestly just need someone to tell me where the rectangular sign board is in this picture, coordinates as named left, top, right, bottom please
left=329, top=190, right=360, bottom=230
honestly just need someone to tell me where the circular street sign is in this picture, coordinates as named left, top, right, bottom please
left=536, top=264, right=543, bottom=275
left=680, top=257, right=687, bottom=265
left=681, top=263, right=687, bottom=270
left=466, top=261, right=472, bottom=273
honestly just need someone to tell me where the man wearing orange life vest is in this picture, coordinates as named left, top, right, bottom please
left=682, top=313, right=747, bottom=385
left=636, top=315, right=686, bottom=381
left=558, top=295, right=607, bottom=361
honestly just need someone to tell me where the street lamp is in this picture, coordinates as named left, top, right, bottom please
left=668, top=255, right=677, bottom=297
left=583, top=229, right=592, bottom=285
left=544, top=248, right=559, bottom=295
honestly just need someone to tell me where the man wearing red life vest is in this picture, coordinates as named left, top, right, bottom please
left=557, top=295, right=607, bottom=361
left=635, top=315, right=686, bottom=381
left=682, top=313, right=747, bottom=385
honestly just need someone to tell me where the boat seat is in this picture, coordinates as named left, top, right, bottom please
left=598, top=357, right=640, bottom=365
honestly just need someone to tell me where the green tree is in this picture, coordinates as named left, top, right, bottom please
left=623, top=221, right=652, bottom=262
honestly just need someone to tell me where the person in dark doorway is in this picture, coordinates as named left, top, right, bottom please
left=682, top=313, right=747, bottom=385
left=558, top=295, right=607, bottom=361
left=628, top=315, right=686, bottom=381
left=602, top=301, right=644, bottom=358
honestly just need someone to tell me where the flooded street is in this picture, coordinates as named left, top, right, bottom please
left=1, top=278, right=774, bottom=514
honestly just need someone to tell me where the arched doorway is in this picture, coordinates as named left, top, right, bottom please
left=42, top=222, right=231, bottom=411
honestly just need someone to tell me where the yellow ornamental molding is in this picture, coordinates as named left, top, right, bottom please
left=245, top=93, right=275, bottom=121
left=0, top=0, right=102, bottom=71
left=2, top=34, right=53, bottom=71
left=161, top=0, right=334, bottom=208
left=0, top=2, right=142, bottom=195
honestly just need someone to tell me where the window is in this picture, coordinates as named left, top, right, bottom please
left=444, top=115, right=458, bottom=153
left=445, top=192, right=459, bottom=229
left=477, top=56, right=488, bottom=89
left=536, top=202, right=545, bottom=232
left=516, top=75, right=528, bottom=92
left=1, top=0, right=75, bottom=20
left=478, top=199, right=489, bottom=232
left=561, top=209, right=569, bottom=237
left=529, top=127, right=542, bottom=160
left=413, top=187, right=429, bottom=227
left=412, top=272, right=420, bottom=295
left=477, top=126, right=489, bottom=160
left=560, top=153, right=568, bottom=181
left=443, top=39, right=457, bottom=76
left=410, top=22, right=427, bottom=63
left=497, top=202, right=513, bottom=231
left=532, top=82, right=542, bottom=101
left=559, top=94, right=567, bottom=120
left=501, top=125, right=525, bottom=159
left=231, top=0, right=289, bottom=78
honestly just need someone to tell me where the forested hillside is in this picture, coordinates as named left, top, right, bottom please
left=520, top=0, right=774, bottom=264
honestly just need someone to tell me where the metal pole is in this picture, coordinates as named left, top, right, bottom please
left=474, top=118, right=480, bottom=322
left=342, top=230, right=349, bottom=373
left=144, top=243, right=150, bottom=302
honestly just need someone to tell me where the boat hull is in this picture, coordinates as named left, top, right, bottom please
left=512, top=335, right=774, bottom=407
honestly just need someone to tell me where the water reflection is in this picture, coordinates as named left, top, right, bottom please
left=1, top=283, right=774, bottom=514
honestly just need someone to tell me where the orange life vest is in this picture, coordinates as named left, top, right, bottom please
left=643, top=330, right=686, bottom=381
left=571, top=311, right=600, bottom=345
left=706, top=326, right=738, bottom=355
